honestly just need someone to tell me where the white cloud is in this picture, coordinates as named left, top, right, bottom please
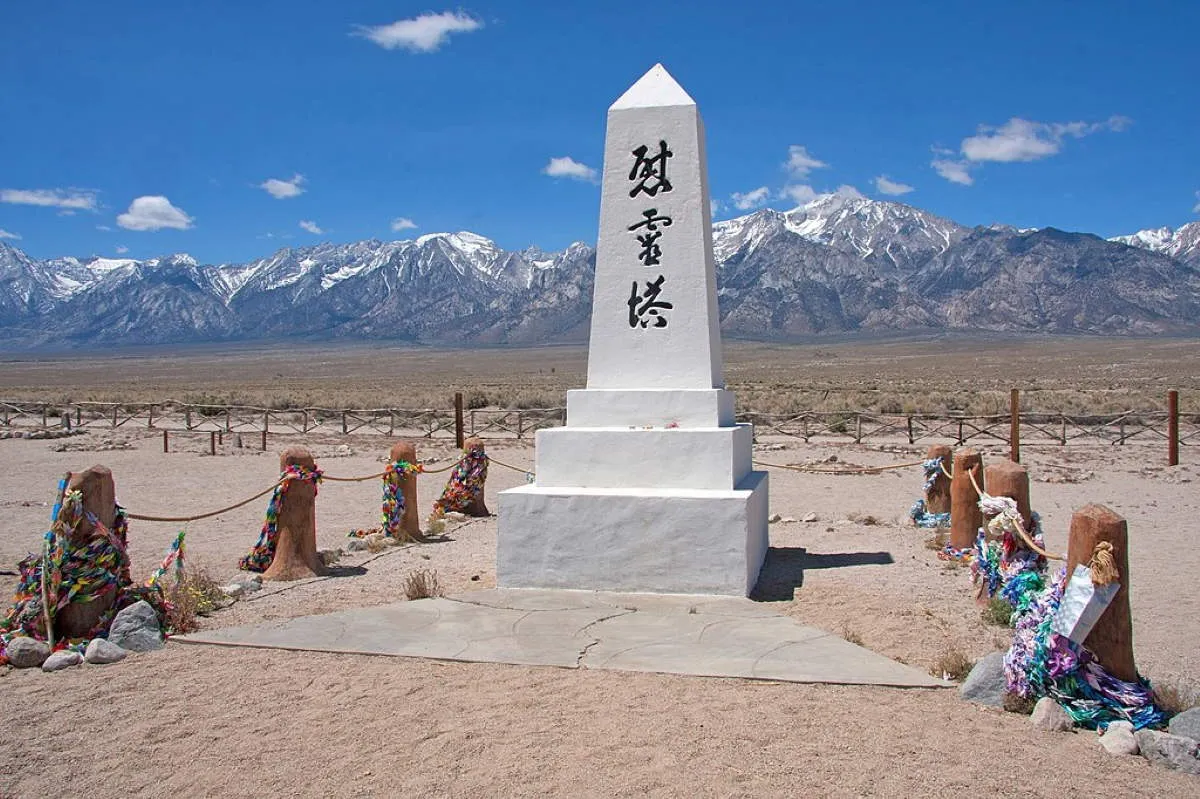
left=832, top=184, right=865, bottom=201
left=1, top=187, right=98, bottom=211
left=96, top=225, right=113, bottom=232
left=299, top=220, right=324, bottom=234
left=1193, top=191, right=1200, bottom=214
left=730, top=186, right=770, bottom=210
left=874, top=175, right=914, bottom=196
left=259, top=174, right=305, bottom=199
left=966, top=116, right=1130, bottom=163
left=780, top=184, right=819, bottom=206
left=931, top=157, right=974, bottom=186
left=710, top=197, right=723, bottom=214
left=391, top=217, right=418, bottom=231
left=542, top=156, right=598, bottom=182
left=784, top=145, right=828, bottom=179
left=0, top=228, right=21, bottom=240
left=116, top=196, right=194, bottom=231
left=116, top=245, right=129, bottom=254
left=354, top=11, right=482, bottom=53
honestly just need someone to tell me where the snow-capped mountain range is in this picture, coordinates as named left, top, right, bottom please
left=3, top=193, right=1200, bottom=349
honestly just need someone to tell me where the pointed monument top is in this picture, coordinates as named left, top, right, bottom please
left=610, top=63, right=695, bottom=110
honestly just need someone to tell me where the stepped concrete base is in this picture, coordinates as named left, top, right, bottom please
left=497, top=471, right=769, bottom=596
left=566, top=388, right=735, bottom=427
left=535, top=425, right=752, bottom=490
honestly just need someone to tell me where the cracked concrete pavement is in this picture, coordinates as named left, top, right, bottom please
left=176, top=588, right=949, bottom=688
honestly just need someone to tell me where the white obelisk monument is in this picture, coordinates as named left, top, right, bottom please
left=497, top=64, right=769, bottom=596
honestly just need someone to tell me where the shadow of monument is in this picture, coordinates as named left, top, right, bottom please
left=323, top=565, right=368, bottom=578
left=751, top=547, right=895, bottom=602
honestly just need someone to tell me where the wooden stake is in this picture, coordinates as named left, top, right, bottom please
left=923, top=444, right=953, bottom=515
left=162, top=429, right=169, bottom=453
left=1066, top=504, right=1136, bottom=682
left=209, top=431, right=216, bottom=456
left=262, top=447, right=326, bottom=582
left=949, top=449, right=984, bottom=550
left=1168, top=389, right=1179, bottom=467
left=455, top=392, right=465, bottom=449
left=389, top=440, right=422, bottom=539
left=1010, top=388, right=1021, bottom=463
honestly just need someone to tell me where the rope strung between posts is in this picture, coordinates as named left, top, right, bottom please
left=484, top=454, right=535, bottom=477
left=123, top=455, right=467, bottom=524
left=752, top=458, right=926, bottom=474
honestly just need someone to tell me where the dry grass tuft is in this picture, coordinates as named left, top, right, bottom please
left=981, top=597, right=1014, bottom=627
left=1003, top=692, right=1037, bottom=715
left=924, top=529, right=949, bottom=551
left=1152, top=676, right=1200, bottom=716
left=848, top=512, right=881, bottom=526
left=164, top=566, right=227, bottom=633
left=403, top=569, right=443, bottom=601
left=841, top=623, right=864, bottom=646
left=930, top=646, right=974, bottom=682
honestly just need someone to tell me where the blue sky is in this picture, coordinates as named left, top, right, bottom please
left=1, top=1, right=1197, bottom=263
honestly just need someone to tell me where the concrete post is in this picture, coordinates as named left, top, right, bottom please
left=388, top=440, right=421, bottom=539
left=924, top=444, right=953, bottom=515
left=983, top=460, right=1033, bottom=534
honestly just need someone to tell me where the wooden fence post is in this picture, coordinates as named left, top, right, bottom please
left=342, top=411, right=348, bottom=435
left=261, top=430, right=267, bottom=451
left=949, top=448, right=984, bottom=550
left=983, top=460, right=1032, bottom=532
left=455, top=392, right=465, bottom=449
left=1168, top=389, right=1179, bottom=466
left=209, top=431, right=217, bottom=456
left=907, top=416, right=914, bottom=444
left=1066, top=504, right=1136, bottom=682
left=389, top=441, right=421, bottom=539
left=956, top=417, right=964, bottom=445
left=1010, top=388, right=1020, bottom=463
left=162, top=429, right=169, bottom=453
left=263, top=447, right=325, bottom=581
left=924, top=444, right=953, bottom=514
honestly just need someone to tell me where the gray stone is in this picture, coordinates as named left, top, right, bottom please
left=1136, top=729, right=1200, bottom=774
left=107, top=600, right=163, bottom=652
left=41, top=649, right=83, bottom=671
left=345, top=538, right=369, bottom=552
left=222, top=583, right=246, bottom=599
left=5, top=637, right=51, bottom=668
left=1100, top=721, right=1140, bottom=756
left=768, top=513, right=782, bottom=524
left=802, top=512, right=819, bottom=523
left=84, top=638, right=128, bottom=665
left=959, top=651, right=1007, bottom=707
left=1030, top=697, right=1074, bottom=731
left=1168, top=707, right=1200, bottom=742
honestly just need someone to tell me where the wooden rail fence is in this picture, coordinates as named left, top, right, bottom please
left=1, top=392, right=1192, bottom=462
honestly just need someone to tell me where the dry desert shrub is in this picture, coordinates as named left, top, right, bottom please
left=1152, top=676, right=1200, bottom=715
left=981, top=597, right=1014, bottom=627
left=1003, top=692, right=1037, bottom=715
left=164, top=566, right=227, bottom=633
left=931, top=646, right=974, bottom=682
left=841, top=624, right=864, bottom=646
left=403, top=569, right=443, bottom=600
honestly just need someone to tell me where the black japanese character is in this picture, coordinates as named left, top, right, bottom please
left=628, top=275, right=673, bottom=328
left=629, top=140, right=673, bottom=197
left=627, top=209, right=673, bottom=266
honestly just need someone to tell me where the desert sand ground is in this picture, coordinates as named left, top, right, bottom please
left=1, top=419, right=1197, bottom=797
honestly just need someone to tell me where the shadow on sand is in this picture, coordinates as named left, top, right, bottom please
left=751, top=547, right=894, bottom=602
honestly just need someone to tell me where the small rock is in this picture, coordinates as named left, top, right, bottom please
left=1100, top=721, right=1140, bottom=756
left=222, top=583, right=246, bottom=599
left=1168, top=707, right=1200, bottom=742
left=768, top=513, right=782, bottom=524
left=336, top=444, right=352, bottom=455
left=5, top=636, right=51, bottom=668
left=107, top=600, right=164, bottom=652
left=1136, top=729, right=1200, bottom=774
left=1030, top=697, right=1074, bottom=732
left=959, top=652, right=1007, bottom=707
left=802, top=512, right=818, bottom=523
left=42, top=649, right=84, bottom=671
left=780, top=516, right=797, bottom=524
left=84, top=638, right=128, bottom=665
left=443, top=511, right=467, bottom=522
left=346, top=538, right=369, bottom=552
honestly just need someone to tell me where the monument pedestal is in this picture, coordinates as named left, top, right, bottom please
left=498, top=387, right=769, bottom=596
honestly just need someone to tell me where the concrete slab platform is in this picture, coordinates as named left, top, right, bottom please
left=175, top=588, right=949, bottom=688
